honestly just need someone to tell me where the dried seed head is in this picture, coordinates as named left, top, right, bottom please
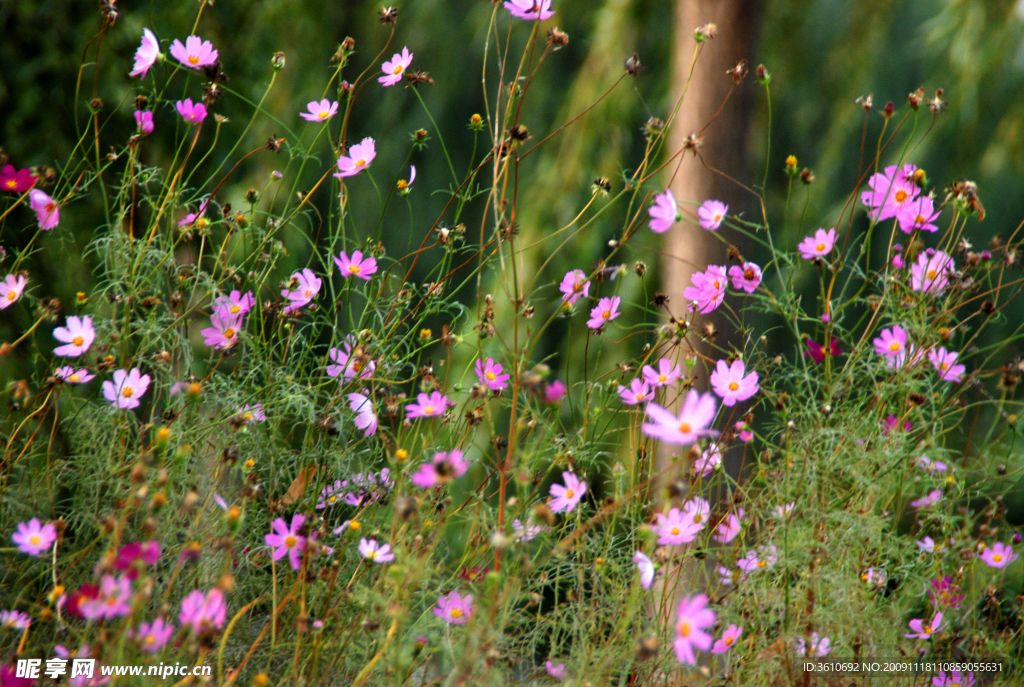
left=908, top=87, right=925, bottom=110
left=682, top=133, right=703, bottom=154
left=593, top=177, right=612, bottom=195
left=726, top=59, right=748, bottom=84
left=271, top=52, right=286, bottom=71
left=929, top=89, right=946, bottom=114
left=546, top=27, right=569, bottom=48
left=634, top=261, right=647, bottom=277
left=624, top=53, right=643, bottom=76
left=800, top=168, right=815, bottom=185
left=379, top=6, right=398, bottom=25
left=856, top=93, right=874, bottom=111
left=694, top=23, right=717, bottom=42
left=755, top=64, right=770, bottom=85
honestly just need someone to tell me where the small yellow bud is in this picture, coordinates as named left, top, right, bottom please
left=244, top=458, right=255, bottom=470
left=786, top=155, right=797, bottom=167
left=395, top=449, right=409, bottom=462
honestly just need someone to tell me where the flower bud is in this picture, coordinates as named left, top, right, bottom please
left=271, top=52, right=286, bottom=71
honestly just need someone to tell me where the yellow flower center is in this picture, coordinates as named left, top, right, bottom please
left=744, top=269, right=755, bottom=279
left=145, top=635, right=156, bottom=645
left=816, top=243, right=826, bottom=252
left=635, top=393, right=645, bottom=401
left=693, top=514, right=703, bottom=523
left=230, top=305, right=241, bottom=314
left=895, top=190, right=908, bottom=203
left=602, top=310, right=611, bottom=319
left=355, top=159, right=366, bottom=167
left=188, top=55, right=199, bottom=65
left=450, top=608, right=463, bottom=618
left=195, top=218, right=208, bottom=229
left=122, top=387, right=134, bottom=397
left=6, top=292, right=15, bottom=300
left=46, top=202, right=56, bottom=213
left=397, top=180, right=408, bottom=190
left=318, top=111, right=329, bottom=119
left=244, top=413, right=253, bottom=421
left=678, top=621, right=692, bottom=637
left=923, top=625, right=932, bottom=634
left=73, top=336, right=84, bottom=346
left=328, top=495, right=337, bottom=503
left=423, top=406, right=435, bottom=414
left=670, top=527, right=680, bottom=536
left=304, top=289, right=313, bottom=297
left=224, top=328, right=235, bottom=339
left=712, top=280, right=721, bottom=289
left=4, top=180, right=16, bottom=189
left=993, top=554, right=1003, bottom=562
left=916, top=214, right=926, bottom=224
left=678, top=422, right=692, bottom=434
left=486, top=371, right=496, bottom=381
left=714, top=213, right=722, bottom=222
left=574, top=282, right=583, bottom=292
left=728, top=381, right=739, bottom=391
left=889, top=341, right=901, bottom=351
left=393, top=65, right=403, bottom=74
left=69, top=374, right=81, bottom=382
left=940, top=362, right=948, bottom=370
left=757, top=560, right=766, bottom=568
left=658, top=374, right=667, bottom=382
left=348, top=264, right=361, bottom=274
left=565, top=489, right=575, bottom=499
left=285, top=535, right=297, bottom=548
left=29, top=535, right=40, bottom=546
left=927, top=270, right=938, bottom=280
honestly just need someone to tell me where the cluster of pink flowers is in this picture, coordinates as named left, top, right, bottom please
left=654, top=498, right=710, bottom=545
left=202, top=290, right=254, bottom=349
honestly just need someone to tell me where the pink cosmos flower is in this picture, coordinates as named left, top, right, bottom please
left=736, top=551, right=763, bottom=572
left=300, top=99, right=339, bottom=122
left=587, top=296, right=621, bottom=330
left=545, top=661, right=567, bottom=679
left=213, top=290, right=255, bottom=319
left=933, top=671, right=975, bottom=687
left=882, top=414, right=912, bottom=435
left=712, top=624, right=743, bottom=654
left=673, top=594, right=716, bottom=664
left=697, top=199, right=728, bottom=230
left=411, top=450, right=469, bottom=488
left=79, top=574, right=132, bottom=619
left=434, top=591, right=474, bottom=625
left=398, top=165, right=416, bottom=195
left=549, top=471, right=587, bottom=513
left=642, top=359, right=681, bottom=387
left=179, top=588, right=226, bottom=633
left=694, top=444, right=722, bottom=477
left=655, top=506, right=702, bottom=545
left=804, top=336, right=842, bottom=364
left=11, top=518, right=57, bottom=556
left=281, top=268, right=321, bottom=312
left=980, top=542, right=1018, bottom=569
left=861, top=164, right=919, bottom=221
left=905, top=612, right=943, bottom=640
left=177, top=201, right=209, bottom=228
left=911, top=250, right=954, bottom=294
left=0, top=610, right=31, bottom=630
left=137, top=617, right=174, bottom=652
left=682, top=265, right=727, bottom=314
left=642, top=391, right=719, bottom=445
left=647, top=189, right=679, bottom=234
left=327, top=337, right=375, bottom=380
left=710, top=359, right=758, bottom=406
left=55, top=366, right=95, bottom=384
left=504, top=0, right=555, bottom=21
left=718, top=567, right=743, bottom=585
left=873, top=325, right=908, bottom=360
left=728, top=262, right=762, bottom=293
left=102, top=368, right=150, bottom=410
left=130, top=28, right=161, bottom=78
left=897, top=195, right=940, bottom=233
left=265, top=514, right=307, bottom=570
left=53, top=645, right=107, bottom=687
left=201, top=311, right=243, bottom=349
left=29, top=189, right=59, bottom=230
left=358, top=538, right=395, bottom=564
left=0, top=274, right=26, bottom=309
left=797, top=228, right=836, bottom=259
left=348, top=393, right=378, bottom=437
left=134, top=110, right=155, bottom=134
left=379, top=47, right=413, bottom=87
left=559, top=269, right=591, bottom=305
left=929, top=347, right=965, bottom=382
left=476, top=358, right=510, bottom=391
left=513, top=519, right=546, bottom=542
left=910, top=489, right=943, bottom=508
left=619, top=378, right=654, bottom=406
left=916, top=457, right=948, bottom=474
left=633, top=551, right=655, bottom=589
left=175, top=98, right=207, bottom=124
left=917, top=536, right=936, bottom=553
left=335, top=250, right=378, bottom=280
left=0, top=164, right=36, bottom=193
left=114, top=541, right=160, bottom=580
left=53, top=316, right=95, bottom=357
left=237, top=403, right=265, bottom=425
left=169, top=36, right=218, bottom=69
left=795, top=633, right=831, bottom=656
left=544, top=380, right=567, bottom=403
left=335, top=138, right=376, bottom=178
left=713, top=509, right=743, bottom=543
left=406, top=391, right=452, bottom=419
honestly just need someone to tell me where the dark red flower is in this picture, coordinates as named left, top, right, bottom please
left=804, top=336, right=842, bottom=365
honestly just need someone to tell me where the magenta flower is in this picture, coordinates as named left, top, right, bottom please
left=176, top=99, right=207, bottom=124
left=169, top=35, right=218, bottom=69
left=794, top=633, right=831, bottom=656
left=179, top=588, right=226, bottom=633
left=633, top=551, right=655, bottom=589
left=201, top=312, right=243, bottom=349
left=897, top=195, right=940, bottom=233
left=379, top=47, right=413, bottom=87
left=504, top=0, right=555, bottom=21
left=53, top=316, right=95, bottom=357
left=0, top=164, right=36, bottom=193
left=0, top=274, right=26, bottom=309
left=713, top=509, right=743, bottom=543
left=586, top=296, right=621, bottom=330
left=882, top=414, right=911, bottom=435
left=647, top=188, right=680, bottom=234
left=655, top=507, right=702, bottom=545
left=929, top=577, right=963, bottom=608
left=544, top=380, right=567, bottom=403
left=697, top=199, right=728, bottom=230
left=11, top=518, right=57, bottom=556
left=929, top=347, right=965, bottom=383
left=861, top=164, right=919, bottom=221
left=549, top=471, right=586, bottom=513
left=265, top=514, right=307, bottom=570
left=55, top=366, right=95, bottom=384
left=411, top=450, right=469, bottom=488
left=673, top=594, right=716, bottom=664
left=910, top=489, right=943, bottom=508
left=728, top=262, right=762, bottom=293
left=434, top=591, right=474, bottom=624
left=933, top=671, right=975, bottom=687
left=137, top=617, right=174, bottom=652
left=281, top=268, right=321, bottom=312
left=348, top=393, right=378, bottom=437
left=712, top=624, right=743, bottom=654
left=79, top=574, right=132, bottom=619
left=797, top=228, right=836, bottom=259
left=980, top=542, right=1018, bottom=569
left=29, top=189, right=59, bottom=230
left=804, top=336, right=842, bottom=364
left=619, top=378, right=654, bottom=406
left=0, top=610, right=31, bottom=630
left=710, top=359, right=758, bottom=406
left=335, top=138, right=376, bottom=178
left=873, top=325, right=908, bottom=360
left=694, top=445, right=722, bottom=477
left=406, top=391, right=452, bottom=419
left=476, top=357, right=510, bottom=391
left=130, top=28, right=161, bottom=78
left=559, top=269, right=591, bottom=305
left=327, top=340, right=376, bottom=380
left=134, top=110, right=155, bottom=134
left=213, top=290, right=255, bottom=319
left=545, top=661, right=567, bottom=679
left=114, top=541, right=160, bottom=579
left=682, top=265, right=727, bottom=314
left=642, top=391, right=719, bottom=445
left=911, top=250, right=954, bottom=294
left=102, top=368, right=150, bottom=410
left=335, top=250, right=378, bottom=280
left=904, top=611, right=943, bottom=640
left=358, top=538, right=395, bottom=564
left=642, top=358, right=681, bottom=387
left=300, top=99, right=339, bottom=122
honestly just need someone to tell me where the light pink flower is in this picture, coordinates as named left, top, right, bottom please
left=102, top=368, right=150, bottom=410
left=29, top=189, right=59, bottom=230
left=712, top=624, right=743, bottom=654
left=917, top=536, right=936, bottom=553
left=633, top=551, right=655, bottom=589
left=476, top=358, right=510, bottom=391
left=358, top=538, right=395, bottom=564
left=175, top=98, right=207, bottom=124
left=545, top=660, right=567, bottom=678
left=434, top=591, right=474, bottom=624
left=861, top=164, right=919, bottom=221
left=379, top=47, right=413, bottom=87
left=797, top=228, right=836, bottom=259
left=504, top=0, right=555, bottom=21
left=682, top=265, right=727, bottom=313
left=910, top=489, right=943, bottom=508
left=710, top=359, right=758, bottom=406
left=873, top=325, right=908, bottom=360
left=348, top=393, right=378, bottom=437
left=549, top=471, right=586, bottom=513
left=201, top=312, right=243, bottom=349
left=411, top=450, right=468, bottom=488
left=647, top=189, right=679, bottom=233
left=130, top=28, right=161, bottom=78
left=265, top=514, right=307, bottom=570
left=79, top=574, right=132, bottom=619
left=134, top=110, right=154, bottom=134
left=736, top=551, right=762, bottom=572
left=586, top=296, right=621, bottom=330
left=0, top=274, right=26, bottom=309
left=55, top=366, right=95, bottom=384
left=300, top=99, right=339, bottom=122
left=327, top=337, right=375, bottom=380
left=11, top=518, right=57, bottom=556
left=53, top=316, right=95, bottom=357
left=0, top=610, right=31, bottom=630
left=795, top=632, right=831, bottom=656
left=980, top=542, right=1018, bottom=569
left=169, top=36, right=218, bottom=69
left=904, top=612, right=943, bottom=640
left=179, top=588, right=226, bottom=632
left=693, top=445, right=721, bottom=477
left=929, top=347, right=965, bottom=382
left=281, top=268, right=321, bottom=312
left=713, top=509, right=743, bottom=543
left=911, top=250, right=954, bottom=294
left=642, top=391, right=719, bottom=445
left=137, top=617, right=174, bottom=652
left=642, top=358, right=681, bottom=387
left=697, top=199, right=728, bottom=230
left=933, top=671, right=975, bottom=687
left=406, top=391, right=452, bottom=419
left=240, top=404, right=265, bottom=424
left=673, top=594, right=715, bottom=664
left=335, top=138, right=376, bottom=178
left=728, top=262, right=762, bottom=293
left=513, top=519, right=546, bottom=542
left=213, top=290, right=255, bottom=319
left=655, top=507, right=702, bottom=545
left=559, top=269, right=591, bottom=305
left=619, top=378, right=654, bottom=406
left=897, top=195, right=940, bottom=233
left=335, top=250, right=378, bottom=280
